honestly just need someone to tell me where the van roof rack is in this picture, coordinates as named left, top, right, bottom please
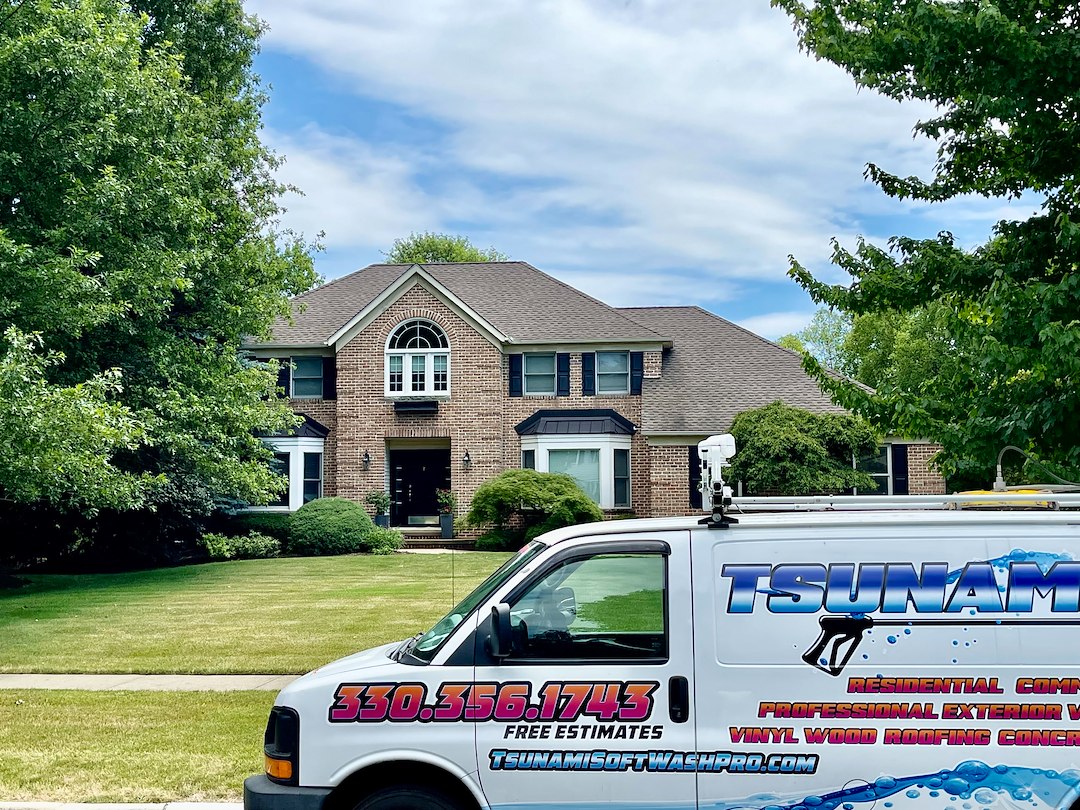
left=729, top=492, right=1080, bottom=513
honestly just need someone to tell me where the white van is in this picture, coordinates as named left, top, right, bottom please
left=244, top=441, right=1080, bottom=810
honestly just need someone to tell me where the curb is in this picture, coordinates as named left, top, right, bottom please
left=0, top=805, right=242, bottom=810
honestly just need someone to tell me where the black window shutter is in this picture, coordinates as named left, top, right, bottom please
left=508, top=354, right=523, bottom=397
left=322, top=356, right=337, bottom=400
left=891, top=444, right=909, bottom=495
left=689, top=445, right=703, bottom=509
left=630, top=351, right=644, bottom=395
left=581, top=352, right=596, bottom=396
left=556, top=353, right=570, bottom=397
left=276, top=359, right=291, bottom=397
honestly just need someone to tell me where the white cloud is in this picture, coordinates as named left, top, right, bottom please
left=737, top=311, right=815, bottom=341
left=247, top=0, right=1020, bottom=306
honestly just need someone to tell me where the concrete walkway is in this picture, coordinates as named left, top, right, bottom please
left=0, top=674, right=298, bottom=691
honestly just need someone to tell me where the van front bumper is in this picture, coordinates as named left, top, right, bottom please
left=244, top=775, right=332, bottom=810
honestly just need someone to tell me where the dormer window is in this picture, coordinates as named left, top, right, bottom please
left=385, top=319, right=450, bottom=397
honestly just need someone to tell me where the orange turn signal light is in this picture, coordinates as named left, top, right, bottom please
left=265, top=755, right=293, bottom=781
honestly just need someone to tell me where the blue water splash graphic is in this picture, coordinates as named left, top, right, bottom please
left=945, top=549, right=1073, bottom=583
left=490, top=761, right=1080, bottom=810
left=700, top=760, right=1080, bottom=810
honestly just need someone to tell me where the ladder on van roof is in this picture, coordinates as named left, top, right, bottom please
left=728, top=491, right=1080, bottom=512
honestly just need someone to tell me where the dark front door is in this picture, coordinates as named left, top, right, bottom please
left=389, top=448, right=450, bottom=527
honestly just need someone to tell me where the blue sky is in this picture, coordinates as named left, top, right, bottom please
left=248, top=1, right=1038, bottom=339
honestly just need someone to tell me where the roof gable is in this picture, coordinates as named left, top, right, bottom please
left=248, top=261, right=670, bottom=349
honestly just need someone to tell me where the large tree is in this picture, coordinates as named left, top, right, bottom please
left=773, top=0, right=1080, bottom=481
left=0, top=2, right=316, bottom=530
left=385, top=232, right=508, bottom=264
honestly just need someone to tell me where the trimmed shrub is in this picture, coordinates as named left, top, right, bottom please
left=288, top=497, right=373, bottom=556
left=474, top=529, right=517, bottom=552
left=202, top=532, right=281, bottom=561
left=223, top=512, right=292, bottom=542
left=467, top=470, right=603, bottom=547
left=367, top=527, right=404, bottom=555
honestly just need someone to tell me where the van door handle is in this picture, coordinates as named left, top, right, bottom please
left=668, top=676, right=689, bottom=723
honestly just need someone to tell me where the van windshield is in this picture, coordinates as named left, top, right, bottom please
left=406, top=541, right=546, bottom=663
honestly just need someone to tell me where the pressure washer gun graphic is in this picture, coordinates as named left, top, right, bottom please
left=803, top=614, right=1080, bottom=676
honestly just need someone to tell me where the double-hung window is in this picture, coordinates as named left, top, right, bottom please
left=855, top=445, right=891, bottom=495
left=523, top=353, right=556, bottom=395
left=385, top=319, right=450, bottom=396
left=292, top=357, right=324, bottom=398
left=596, top=351, right=630, bottom=394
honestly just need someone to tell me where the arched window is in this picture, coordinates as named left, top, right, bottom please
left=385, top=319, right=450, bottom=396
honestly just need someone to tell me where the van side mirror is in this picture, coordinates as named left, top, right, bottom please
left=488, top=603, right=512, bottom=659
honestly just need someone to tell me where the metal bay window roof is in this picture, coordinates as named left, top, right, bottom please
left=515, top=409, right=636, bottom=436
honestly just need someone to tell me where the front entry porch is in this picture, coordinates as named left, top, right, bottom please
left=387, top=442, right=451, bottom=529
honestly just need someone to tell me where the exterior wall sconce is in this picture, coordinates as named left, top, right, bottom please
left=462, top=450, right=472, bottom=468
left=362, top=451, right=371, bottom=470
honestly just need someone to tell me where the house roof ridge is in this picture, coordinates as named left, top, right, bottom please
left=513, top=262, right=670, bottom=341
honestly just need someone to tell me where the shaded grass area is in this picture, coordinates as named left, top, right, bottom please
left=0, top=690, right=272, bottom=802
left=0, top=553, right=508, bottom=674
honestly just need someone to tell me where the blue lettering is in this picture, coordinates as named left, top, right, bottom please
left=767, top=564, right=826, bottom=613
left=721, top=564, right=771, bottom=613
left=945, top=563, right=1004, bottom=612
left=882, top=563, right=948, bottom=612
left=1007, top=562, right=1080, bottom=612
left=824, top=564, right=885, bottom=613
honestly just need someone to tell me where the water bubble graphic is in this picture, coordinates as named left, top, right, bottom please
left=944, top=778, right=971, bottom=795
left=993, top=765, right=1009, bottom=774
left=953, top=640, right=960, bottom=646
left=906, top=790, right=921, bottom=799
left=1013, top=788, right=1032, bottom=800
left=904, top=628, right=911, bottom=635
left=887, top=635, right=898, bottom=644
left=804, top=796, right=823, bottom=806
left=930, top=791, right=941, bottom=798
left=875, top=777, right=897, bottom=790
left=958, top=761, right=991, bottom=782
left=973, top=788, right=997, bottom=805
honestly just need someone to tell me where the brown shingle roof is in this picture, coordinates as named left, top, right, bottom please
left=620, top=306, right=845, bottom=435
left=252, top=262, right=669, bottom=347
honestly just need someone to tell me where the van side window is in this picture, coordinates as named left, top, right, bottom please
left=507, top=552, right=667, bottom=662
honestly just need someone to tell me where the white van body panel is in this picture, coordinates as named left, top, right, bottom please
left=264, top=510, right=1080, bottom=810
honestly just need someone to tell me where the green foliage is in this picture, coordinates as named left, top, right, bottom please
left=0, top=328, right=154, bottom=510
left=366, top=527, right=403, bottom=556
left=773, top=0, right=1080, bottom=481
left=363, top=490, right=391, bottom=515
left=729, top=402, right=879, bottom=495
left=789, top=309, right=853, bottom=373
left=288, top=497, right=373, bottom=556
left=474, top=529, right=520, bottom=552
left=202, top=532, right=280, bottom=561
left=775, top=333, right=806, bottom=353
left=384, top=232, right=507, bottom=264
left=221, top=512, right=292, bottom=543
left=436, top=488, right=457, bottom=514
left=467, top=470, right=604, bottom=545
left=0, top=1, right=316, bottom=526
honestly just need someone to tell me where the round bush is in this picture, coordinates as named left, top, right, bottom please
left=366, top=527, right=404, bottom=555
left=288, top=497, right=373, bottom=556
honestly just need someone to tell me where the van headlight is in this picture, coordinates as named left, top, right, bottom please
left=263, top=706, right=299, bottom=785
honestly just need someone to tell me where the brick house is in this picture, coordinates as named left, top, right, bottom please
left=245, top=261, right=945, bottom=528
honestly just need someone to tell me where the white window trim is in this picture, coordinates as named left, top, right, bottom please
left=853, top=444, right=892, bottom=496
left=523, top=352, right=557, bottom=397
left=251, top=436, right=325, bottom=512
left=521, top=434, right=632, bottom=509
left=595, top=350, right=631, bottom=396
left=384, top=320, right=451, bottom=398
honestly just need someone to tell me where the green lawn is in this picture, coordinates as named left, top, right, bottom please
left=0, top=553, right=508, bottom=674
left=0, top=690, right=271, bottom=801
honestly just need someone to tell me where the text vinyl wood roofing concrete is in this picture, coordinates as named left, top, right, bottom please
left=255, top=262, right=669, bottom=347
